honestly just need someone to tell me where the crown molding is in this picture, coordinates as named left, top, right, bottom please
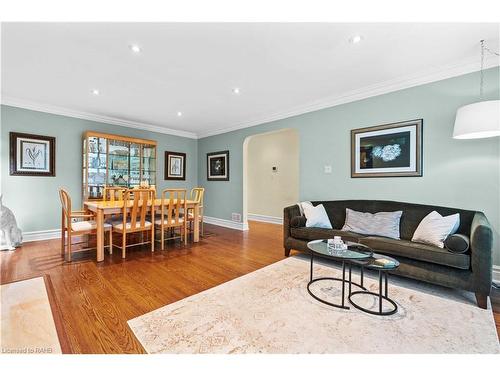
left=0, top=96, right=198, bottom=139
left=198, top=56, right=500, bottom=138
left=3, top=56, right=499, bottom=140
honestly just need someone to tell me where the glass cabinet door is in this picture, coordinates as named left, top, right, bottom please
left=108, top=139, right=130, bottom=187
left=129, top=142, right=141, bottom=187
left=87, top=136, right=107, bottom=199
left=83, top=133, right=157, bottom=200
left=141, top=145, right=156, bottom=187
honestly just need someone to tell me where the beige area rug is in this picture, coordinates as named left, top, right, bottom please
left=128, top=256, right=500, bottom=354
left=1, top=276, right=62, bottom=354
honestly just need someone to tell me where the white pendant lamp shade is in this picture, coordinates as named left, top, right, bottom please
left=453, top=100, right=500, bottom=139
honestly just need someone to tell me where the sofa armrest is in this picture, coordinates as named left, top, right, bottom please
left=470, top=212, right=493, bottom=294
left=283, top=205, right=301, bottom=252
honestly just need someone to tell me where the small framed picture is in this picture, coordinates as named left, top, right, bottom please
left=351, top=119, right=423, bottom=178
left=164, top=151, right=186, bottom=180
left=10, top=132, right=56, bottom=176
left=207, top=150, right=229, bottom=181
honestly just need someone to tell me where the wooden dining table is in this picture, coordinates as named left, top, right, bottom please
left=84, top=199, right=201, bottom=262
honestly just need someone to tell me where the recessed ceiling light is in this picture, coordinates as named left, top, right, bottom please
left=177, top=111, right=183, bottom=117
left=91, top=89, right=100, bottom=96
left=349, top=35, right=363, bottom=44
left=130, top=44, right=141, bottom=53
left=232, top=87, right=241, bottom=94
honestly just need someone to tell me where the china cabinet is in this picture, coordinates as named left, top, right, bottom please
left=82, top=131, right=157, bottom=199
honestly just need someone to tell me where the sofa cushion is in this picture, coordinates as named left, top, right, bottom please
left=358, top=236, right=470, bottom=270
left=290, top=227, right=365, bottom=243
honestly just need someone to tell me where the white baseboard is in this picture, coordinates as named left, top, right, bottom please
left=247, top=213, right=283, bottom=225
left=203, top=216, right=249, bottom=231
left=23, top=229, right=60, bottom=243
left=493, top=265, right=500, bottom=284
left=22, top=217, right=250, bottom=242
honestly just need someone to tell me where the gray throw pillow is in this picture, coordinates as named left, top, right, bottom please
left=341, top=208, right=403, bottom=239
left=444, top=234, right=470, bottom=254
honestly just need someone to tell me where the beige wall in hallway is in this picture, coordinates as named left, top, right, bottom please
left=247, top=129, right=299, bottom=218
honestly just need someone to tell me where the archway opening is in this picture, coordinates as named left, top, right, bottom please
left=243, top=128, right=300, bottom=229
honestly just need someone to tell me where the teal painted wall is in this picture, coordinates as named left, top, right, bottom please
left=197, top=67, right=500, bottom=265
left=1, top=68, right=499, bottom=265
left=0, top=105, right=198, bottom=233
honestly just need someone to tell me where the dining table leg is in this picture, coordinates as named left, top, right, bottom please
left=96, top=207, right=104, bottom=262
left=193, top=204, right=200, bottom=243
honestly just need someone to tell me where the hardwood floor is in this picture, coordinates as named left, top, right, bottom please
left=1, top=221, right=499, bottom=353
left=0, top=221, right=285, bottom=353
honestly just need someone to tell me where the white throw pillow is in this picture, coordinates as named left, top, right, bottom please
left=341, top=208, right=402, bottom=239
left=297, top=201, right=312, bottom=216
left=302, top=202, right=333, bottom=229
left=411, top=211, right=460, bottom=248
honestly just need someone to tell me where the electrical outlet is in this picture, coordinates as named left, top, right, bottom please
left=231, top=213, right=242, bottom=222
left=324, top=165, right=332, bottom=174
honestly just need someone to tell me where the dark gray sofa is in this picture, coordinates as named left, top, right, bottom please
left=283, top=200, right=493, bottom=308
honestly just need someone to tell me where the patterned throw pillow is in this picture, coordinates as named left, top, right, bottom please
left=341, top=208, right=403, bottom=239
left=412, top=211, right=460, bottom=248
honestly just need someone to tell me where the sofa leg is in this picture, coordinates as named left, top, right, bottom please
left=475, top=292, right=488, bottom=309
left=284, top=247, right=291, bottom=257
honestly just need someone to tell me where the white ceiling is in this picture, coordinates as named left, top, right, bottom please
left=2, top=23, right=499, bottom=138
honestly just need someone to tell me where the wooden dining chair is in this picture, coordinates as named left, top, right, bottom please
left=112, top=188, right=155, bottom=258
left=103, top=186, right=126, bottom=202
left=155, top=189, right=187, bottom=249
left=185, top=187, right=205, bottom=236
left=59, top=187, right=112, bottom=262
left=103, top=186, right=127, bottom=225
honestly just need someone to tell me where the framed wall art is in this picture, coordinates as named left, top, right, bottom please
left=10, top=132, right=56, bottom=177
left=164, top=151, right=186, bottom=180
left=351, top=119, right=423, bottom=178
left=207, top=150, right=229, bottom=181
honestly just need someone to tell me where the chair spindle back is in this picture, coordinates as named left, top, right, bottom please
left=103, top=186, right=126, bottom=202
left=190, top=187, right=204, bottom=207
left=58, top=188, right=72, bottom=229
left=161, top=189, right=187, bottom=226
left=122, top=188, right=155, bottom=230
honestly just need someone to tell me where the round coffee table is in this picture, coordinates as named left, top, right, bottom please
left=348, top=254, right=400, bottom=316
left=307, top=240, right=373, bottom=309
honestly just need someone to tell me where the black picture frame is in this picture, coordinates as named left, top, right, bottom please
left=207, top=150, right=229, bottom=181
left=351, top=119, right=423, bottom=178
left=10, top=132, right=56, bottom=177
left=164, top=151, right=186, bottom=181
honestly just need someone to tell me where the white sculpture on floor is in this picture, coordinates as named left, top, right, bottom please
left=0, top=195, right=23, bottom=251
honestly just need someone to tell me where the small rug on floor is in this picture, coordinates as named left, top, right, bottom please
left=128, top=256, right=500, bottom=354
left=1, top=276, right=62, bottom=354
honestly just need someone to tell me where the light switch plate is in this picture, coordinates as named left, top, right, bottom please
left=324, top=165, right=332, bottom=174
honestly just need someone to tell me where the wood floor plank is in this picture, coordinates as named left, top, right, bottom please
left=1, top=220, right=498, bottom=353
